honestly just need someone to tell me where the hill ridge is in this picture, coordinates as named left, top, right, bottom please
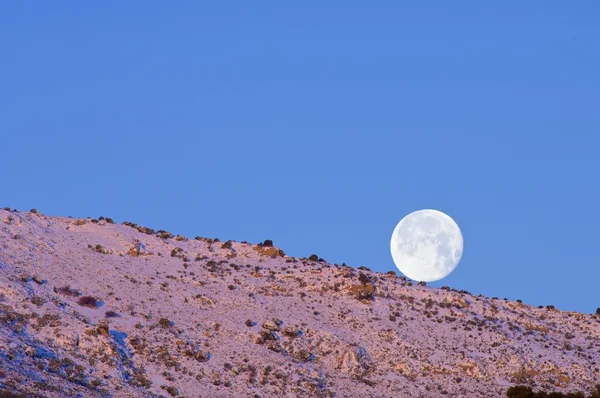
left=0, top=208, right=599, bottom=397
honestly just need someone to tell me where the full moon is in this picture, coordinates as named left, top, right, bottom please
left=390, top=209, right=463, bottom=282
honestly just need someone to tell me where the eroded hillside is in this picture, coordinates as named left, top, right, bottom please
left=0, top=209, right=599, bottom=397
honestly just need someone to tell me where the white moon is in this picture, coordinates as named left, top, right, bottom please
left=390, top=209, right=463, bottom=282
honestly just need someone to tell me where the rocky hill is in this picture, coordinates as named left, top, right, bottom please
left=0, top=208, right=599, bottom=397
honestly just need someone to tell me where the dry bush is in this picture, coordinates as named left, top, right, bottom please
left=122, top=221, right=138, bottom=228
left=358, top=272, right=370, bottom=285
left=349, top=283, right=375, bottom=301
left=137, top=226, right=155, bottom=235
left=78, top=296, right=99, bottom=308
left=156, top=230, right=173, bottom=240
left=57, top=285, right=81, bottom=297
left=171, top=248, right=184, bottom=258
left=221, top=240, right=233, bottom=250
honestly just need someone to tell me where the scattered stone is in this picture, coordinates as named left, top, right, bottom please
left=262, top=320, right=280, bottom=332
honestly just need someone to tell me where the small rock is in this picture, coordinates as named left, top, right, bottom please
left=258, top=330, right=278, bottom=343
left=262, top=320, right=280, bottom=332
left=337, top=345, right=372, bottom=378
left=282, top=327, right=299, bottom=337
left=194, top=351, right=210, bottom=362
left=25, top=345, right=35, bottom=357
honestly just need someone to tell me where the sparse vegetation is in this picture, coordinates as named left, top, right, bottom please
left=156, top=230, right=173, bottom=240
left=221, top=240, right=233, bottom=250
left=507, top=385, right=600, bottom=398
left=2, top=210, right=598, bottom=397
left=57, top=285, right=81, bottom=297
left=77, top=296, right=99, bottom=308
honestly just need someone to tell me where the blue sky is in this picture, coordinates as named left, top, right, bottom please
left=1, top=3, right=599, bottom=313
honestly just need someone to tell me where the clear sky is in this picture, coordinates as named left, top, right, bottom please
left=1, top=3, right=599, bottom=313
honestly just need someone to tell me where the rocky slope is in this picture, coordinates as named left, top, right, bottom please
left=0, top=209, right=599, bottom=397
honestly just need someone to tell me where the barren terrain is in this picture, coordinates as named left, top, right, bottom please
left=0, top=209, right=599, bottom=397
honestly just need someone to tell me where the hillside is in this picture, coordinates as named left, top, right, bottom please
left=0, top=208, right=599, bottom=397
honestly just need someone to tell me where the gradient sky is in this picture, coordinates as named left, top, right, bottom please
left=1, top=3, right=599, bottom=313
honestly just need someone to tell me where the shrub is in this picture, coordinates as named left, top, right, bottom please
left=30, top=208, right=38, bottom=214
left=351, top=283, right=375, bottom=300
left=174, top=235, right=186, bottom=242
left=156, top=230, right=173, bottom=240
left=137, top=226, right=155, bottom=235
left=122, top=221, right=138, bottom=228
left=596, top=307, right=600, bottom=316
left=506, top=385, right=533, bottom=397
left=358, top=272, right=370, bottom=285
left=221, top=240, right=233, bottom=250
left=78, top=296, right=99, bottom=308
left=105, top=311, right=119, bottom=318
left=418, top=281, right=427, bottom=286
left=506, top=385, right=600, bottom=398
left=386, top=270, right=396, bottom=276
left=30, top=296, right=45, bottom=307
left=57, top=285, right=81, bottom=297
left=162, top=386, right=178, bottom=397
left=159, top=318, right=173, bottom=328
left=260, top=240, right=273, bottom=247
left=308, top=254, right=319, bottom=262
